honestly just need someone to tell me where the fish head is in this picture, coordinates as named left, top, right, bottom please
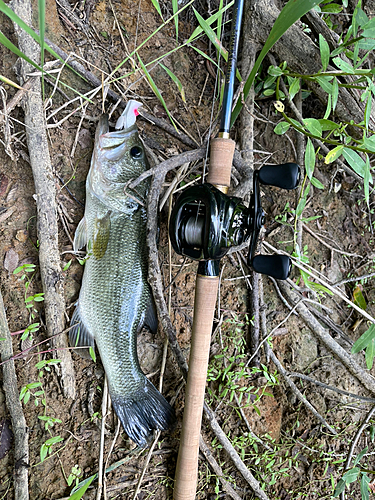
left=87, top=113, right=149, bottom=212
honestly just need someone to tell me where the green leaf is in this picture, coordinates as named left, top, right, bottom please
left=316, top=75, right=333, bottom=94
left=311, top=177, right=324, bottom=189
left=150, top=0, right=163, bottom=19
left=172, top=0, right=178, bottom=40
left=321, top=3, right=342, bottom=12
left=361, top=17, right=375, bottom=37
left=305, top=138, right=315, bottom=179
left=353, top=284, right=367, bottom=310
left=360, top=473, right=371, bottom=500
left=342, top=467, right=360, bottom=484
left=304, top=118, right=322, bottom=137
left=364, top=93, right=372, bottom=131
left=288, top=77, right=300, bottom=100
left=364, top=154, right=370, bottom=206
left=296, top=197, right=307, bottom=216
left=159, top=63, right=186, bottom=102
left=319, top=34, right=330, bottom=71
left=325, top=145, right=344, bottom=164
left=363, top=135, right=375, bottom=153
left=333, top=56, right=355, bottom=73
left=352, top=323, right=375, bottom=354
left=268, top=65, right=284, bottom=76
left=40, top=444, right=48, bottom=463
left=188, top=1, right=234, bottom=43
left=353, top=447, right=368, bottom=467
left=274, top=121, right=290, bottom=135
left=89, top=347, right=96, bottom=363
left=231, top=0, right=323, bottom=126
left=318, top=119, right=339, bottom=131
left=333, top=478, right=346, bottom=496
left=342, top=148, right=372, bottom=181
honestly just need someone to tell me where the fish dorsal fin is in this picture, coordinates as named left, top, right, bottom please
left=145, top=297, right=158, bottom=334
left=92, top=211, right=111, bottom=260
left=73, top=217, right=88, bottom=252
left=69, top=303, right=95, bottom=359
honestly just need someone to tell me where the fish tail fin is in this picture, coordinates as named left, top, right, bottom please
left=111, top=377, right=175, bottom=447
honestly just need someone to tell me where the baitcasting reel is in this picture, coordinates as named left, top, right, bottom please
left=169, top=162, right=300, bottom=280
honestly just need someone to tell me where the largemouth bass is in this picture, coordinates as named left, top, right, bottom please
left=70, top=101, right=175, bottom=447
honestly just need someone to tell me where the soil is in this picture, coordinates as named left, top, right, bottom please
left=0, top=1, right=375, bottom=499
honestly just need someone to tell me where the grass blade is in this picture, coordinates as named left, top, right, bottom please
left=172, top=0, right=178, bottom=41
left=231, top=0, right=323, bottom=126
left=159, top=63, right=186, bottom=102
left=137, top=54, right=177, bottom=131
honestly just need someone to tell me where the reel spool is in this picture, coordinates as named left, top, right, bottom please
left=169, top=162, right=300, bottom=280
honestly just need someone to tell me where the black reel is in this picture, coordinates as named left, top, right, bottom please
left=169, top=162, right=300, bottom=279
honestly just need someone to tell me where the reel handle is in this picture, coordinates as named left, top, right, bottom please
left=251, top=254, right=292, bottom=280
left=258, top=162, right=300, bottom=190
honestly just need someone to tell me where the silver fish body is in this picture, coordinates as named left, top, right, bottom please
left=70, top=114, right=174, bottom=446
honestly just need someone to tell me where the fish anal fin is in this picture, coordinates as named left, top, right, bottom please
left=73, top=217, right=88, bottom=252
left=70, top=304, right=95, bottom=360
left=92, top=212, right=111, bottom=259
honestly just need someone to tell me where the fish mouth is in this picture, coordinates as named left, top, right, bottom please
left=97, top=114, right=138, bottom=161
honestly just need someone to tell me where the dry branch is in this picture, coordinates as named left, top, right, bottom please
left=0, top=290, right=29, bottom=500
left=278, top=281, right=375, bottom=396
left=10, top=0, right=75, bottom=399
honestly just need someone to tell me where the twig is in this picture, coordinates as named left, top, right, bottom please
left=0, top=291, right=29, bottom=500
left=10, top=0, right=76, bottom=399
left=264, top=240, right=375, bottom=324
left=199, top=436, right=243, bottom=500
left=203, top=403, right=270, bottom=500
left=96, top=377, right=109, bottom=500
left=131, top=430, right=161, bottom=500
left=302, top=223, right=362, bottom=258
left=267, top=348, right=337, bottom=434
left=287, top=372, right=375, bottom=404
left=278, top=281, right=375, bottom=396
left=333, top=271, right=375, bottom=288
left=0, top=77, right=37, bottom=126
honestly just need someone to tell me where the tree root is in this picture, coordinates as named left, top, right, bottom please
left=10, top=0, right=75, bottom=399
left=0, top=291, right=29, bottom=500
left=278, top=281, right=375, bottom=396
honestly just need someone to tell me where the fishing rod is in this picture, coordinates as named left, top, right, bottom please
left=169, top=0, right=300, bottom=497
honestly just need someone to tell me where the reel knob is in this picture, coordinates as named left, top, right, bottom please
left=251, top=254, right=292, bottom=280
left=258, top=162, right=300, bottom=190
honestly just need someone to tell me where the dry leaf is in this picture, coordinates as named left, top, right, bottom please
left=3, top=248, right=19, bottom=274
left=0, top=420, right=13, bottom=460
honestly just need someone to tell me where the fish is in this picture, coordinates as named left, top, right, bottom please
left=70, top=101, right=175, bottom=447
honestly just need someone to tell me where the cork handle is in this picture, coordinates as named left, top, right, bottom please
left=173, top=275, right=219, bottom=500
left=207, top=137, right=236, bottom=188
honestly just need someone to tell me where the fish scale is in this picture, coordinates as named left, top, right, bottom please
left=70, top=106, right=175, bottom=446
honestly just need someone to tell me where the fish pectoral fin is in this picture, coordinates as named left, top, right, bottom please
left=69, top=303, right=95, bottom=359
left=92, top=211, right=111, bottom=259
left=73, top=217, right=88, bottom=252
left=144, top=297, right=158, bottom=334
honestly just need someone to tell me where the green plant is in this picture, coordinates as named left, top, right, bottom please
left=333, top=447, right=372, bottom=499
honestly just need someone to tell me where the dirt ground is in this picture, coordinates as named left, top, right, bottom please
left=0, top=0, right=375, bottom=499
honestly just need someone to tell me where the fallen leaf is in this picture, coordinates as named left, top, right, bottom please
left=0, top=420, right=13, bottom=460
left=3, top=248, right=19, bottom=274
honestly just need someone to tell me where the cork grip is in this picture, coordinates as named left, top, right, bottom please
left=207, top=137, right=236, bottom=188
left=173, top=275, right=219, bottom=500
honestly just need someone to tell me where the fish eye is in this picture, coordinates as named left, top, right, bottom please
left=130, top=146, right=143, bottom=159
